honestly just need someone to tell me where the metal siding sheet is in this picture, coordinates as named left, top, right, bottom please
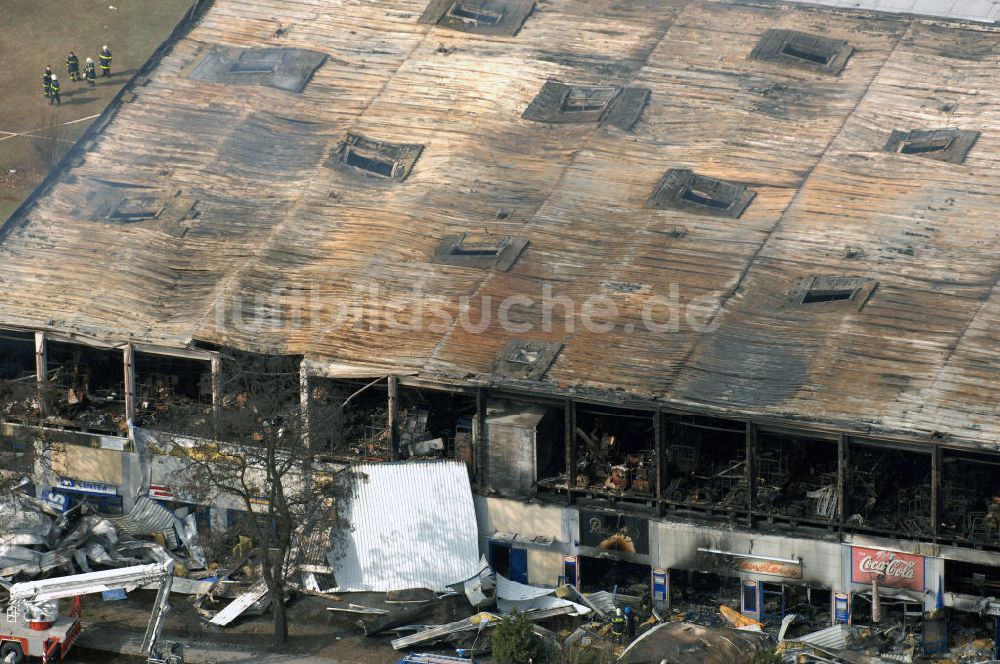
left=332, top=460, right=480, bottom=592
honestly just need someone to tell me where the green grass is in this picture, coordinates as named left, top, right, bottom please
left=0, top=0, right=196, bottom=221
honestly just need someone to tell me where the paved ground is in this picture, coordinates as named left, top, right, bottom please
left=70, top=590, right=400, bottom=664
left=0, top=0, right=197, bottom=222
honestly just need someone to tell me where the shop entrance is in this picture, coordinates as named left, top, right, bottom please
left=579, top=555, right=651, bottom=596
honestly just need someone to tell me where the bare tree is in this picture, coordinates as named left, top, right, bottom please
left=0, top=379, right=57, bottom=502
left=172, top=351, right=349, bottom=645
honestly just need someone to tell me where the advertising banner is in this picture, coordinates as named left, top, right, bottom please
left=850, top=546, right=924, bottom=591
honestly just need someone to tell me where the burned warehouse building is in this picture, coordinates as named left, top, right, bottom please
left=4, top=0, right=1000, bottom=648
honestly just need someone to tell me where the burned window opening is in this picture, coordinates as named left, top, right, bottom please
left=327, top=133, right=424, bottom=183
left=493, top=340, right=562, bottom=380
left=646, top=169, right=755, bottom=219
left=664, top=415, right=747, bottom=512
left=133, top=352, right=213, bottom=436
left=884, top=129, right=979, bottom=164
left=751, top=29, right=854, bottom=75
left=311, top=378, right=476, bottom=467
left=522, top=80, right=650, bottom=131
left=755, top=432, right=839, bottom=524
left=0, top=329, right=36, bottom=381
left=568, top=406, right=656, bottom=502
left=419, top=0, right=534, bottom=36
left=433, top=233, right=527, bottom=271
left=940, top=449, right=1000, bottom=547
left=845, top=444, right=931, bottom=537
left=44, top=341, right=126, bottom=435
left=791, top=276, right=877, bottom=311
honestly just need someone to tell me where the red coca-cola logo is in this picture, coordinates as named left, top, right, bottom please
left=858, top=553, right=915, bottom=579
left=851, top=547, right=924, bottom=591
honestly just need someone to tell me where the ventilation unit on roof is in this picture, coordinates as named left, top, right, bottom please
left=646, top=169, right=756, bottom=219
left=751, top=29, right=854, bottom=75
left=419, top=0, right=534, bottom=36
left=432, top=233, right=528, bottom=271
left=789, top=275, right=878, bottom=311
left=326, top=133, right=424, bottom=182
left=884, top=128, right=979, bottom=164
left=522, top=80, right=650, bottom=130
left=493, top=340, right=563, bottom=380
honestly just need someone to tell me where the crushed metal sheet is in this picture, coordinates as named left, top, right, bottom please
left=619, top=621, right=770, bottom=664
left=419, top=0, right=535, bottom=36
left=188, top=46, right=326, bottom=93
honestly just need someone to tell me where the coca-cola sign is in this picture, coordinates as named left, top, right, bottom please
left=850, top=547, right=924, bottom=591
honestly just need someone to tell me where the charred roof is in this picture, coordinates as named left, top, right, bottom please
left=1, top=0, right=999, bottom=448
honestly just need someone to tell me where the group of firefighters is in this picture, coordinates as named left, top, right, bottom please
left=42, top=46, right=113, bottom=106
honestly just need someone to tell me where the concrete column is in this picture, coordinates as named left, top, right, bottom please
left=388, top=375, right=399, bottom=460
left=124, top=344, right=136, bottom=423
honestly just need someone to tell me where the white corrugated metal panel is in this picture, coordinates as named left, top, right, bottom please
left=109, top=497, right=178, bottom=539
left=209, top=579, right=269, bottom=626
left=796, top=624, right=859, bottom=650
left=783, top=0, right=1000, bottom=23
left=331, top=461, right=480, bottom=592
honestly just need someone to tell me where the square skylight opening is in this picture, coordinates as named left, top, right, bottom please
left=751, top=29, right=854, bottom=75
left=509, top=348, right=541, bottom=364
left=433, top=234, right=527, bottom=271
left=419, top=0, right=534, bottom=36
left=447, top=1, right=503, bottom=25
left=884, top=128, right=979, bottom=164
left=493, top=340, right=563, bottom=380
left=111, top=197, right=166, bottom=221
left=451, top=234, right=509, bottom=257
left=790, top=276, right=878, bottom=311
left=780, top=40, right=833, bottom=66
left=229, top=50, right=284, bottom=74
left=327, top=133, right=424, bottom=182
left=899, top=137, right=953, bottom=155
left=561, top=86, right=618, bottom=113
left=344, top=148, right=397, bottom=178
left=646, top=169, right=756, bottom=219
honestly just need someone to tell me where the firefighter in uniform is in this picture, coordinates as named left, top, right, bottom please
left=84, top=58, right=97, bottom=85
left=66, top=51, right=81, bottom=81
left=98, top=45, right=113, bottom=77
left=610, top=608, right=627, bottom=644
left=49, top=74, right=61, bottom=106
left=43, top=65, right=53, bottom=98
